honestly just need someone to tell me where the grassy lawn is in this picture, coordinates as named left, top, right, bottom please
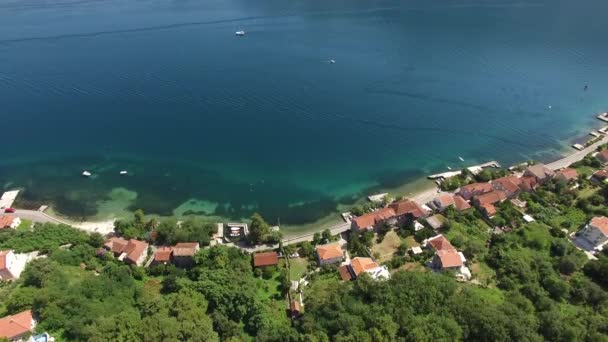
left=393, top=262, right=426, bottom=273
left=470, top=261, right=497, bottom=287
left=372, top=231, right=402, bottom=262
left=403, top=236, right=420, bottom=247
left=577, top=186, right=598, bottom=200
left=15, top=219, right=32, bottom=232
left=288, top=258, right=309, bottom=281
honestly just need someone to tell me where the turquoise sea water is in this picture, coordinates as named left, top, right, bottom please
left=1, top=0, right=607, bottom=226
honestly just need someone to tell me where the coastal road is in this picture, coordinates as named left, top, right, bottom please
left=547, top=135, right=608, bottom=171
left=5, top=209, right=69, bottom=225
left=283, top=222, right=351, bottom=246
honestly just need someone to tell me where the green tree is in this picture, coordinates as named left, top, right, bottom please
left=248, top=213, right=270, bottom=245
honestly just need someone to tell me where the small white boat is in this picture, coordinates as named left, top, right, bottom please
left=120, top=171, right=128, bottom=175
left=82, top=171, right=92, bottom=177
left=458, top=156, right=464, bottom=162
left=329, top=59, right=336, bottom=64
left=235, top=30, right=245, bottom=36
left=447, top=166, right=452, bottom=170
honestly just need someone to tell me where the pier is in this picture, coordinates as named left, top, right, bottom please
left=428, top=161, right=501, bottom=180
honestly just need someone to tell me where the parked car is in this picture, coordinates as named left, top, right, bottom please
left=4, top=208, right=15, bottom=213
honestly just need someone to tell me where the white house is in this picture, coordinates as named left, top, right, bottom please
left=0, top=250, right=18, bottom=280
left=579, top=216, right=608, bottom=251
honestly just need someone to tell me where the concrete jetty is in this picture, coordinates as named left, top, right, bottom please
left=428, top=161, right=501, bottom=180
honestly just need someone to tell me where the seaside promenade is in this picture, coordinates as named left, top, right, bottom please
left=547, top=135, right=608, bottom=171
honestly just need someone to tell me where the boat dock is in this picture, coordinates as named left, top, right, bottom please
left=367, top=193, right=388, bottom=202
left=597, top=112, right=608, bottom=122
left=428, top=161, right=501, bottom=180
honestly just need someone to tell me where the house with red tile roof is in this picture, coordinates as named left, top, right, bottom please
left=423, top=235, right=470, bottom=279
left=315, top=244, right=343, bottom=266
left=338, top=264, right=353, bottom=281
left=457, top=182, right=493, bottom=200
left=0, top=310, right=35, bottom=341
left=0, top=216, right=20, bottom=230
left=289, top=300, right=302, bottom=318
left=555, top=168, right=578, bottom=183
left=253, top=252, right=279, bottom=268
left=593, top=169, right=608, bottom=183
left=389, top=199, right=428, bottom=220
left=432, top=194, right=455, bottom=211
left=524, top=163, right=555, bottom=183
left=491, top=176, right=522, bottom=198
left=153, top=246, right=173, bottom=265
left=472, top=190, right=507, bottom=218
left=104, top=237, right=149, bottom=266
left=0, top=250, right=17, bottom=281
left=172, top=242, right=200, bottom=267
left=579, top=216, right=608, bottom=251
left=342, top=257, right=390, bottom=280
left=453, top=195, right=471, bottom=211
left=351, top=207, right=396, bottom=232
left=597, top=149, right=608, bottom=164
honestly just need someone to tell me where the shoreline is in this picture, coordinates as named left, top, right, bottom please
left=11, top=113, right=608, bottom=239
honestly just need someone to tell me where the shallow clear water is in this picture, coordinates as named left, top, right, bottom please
left=1, top=0, right=607, bottom=225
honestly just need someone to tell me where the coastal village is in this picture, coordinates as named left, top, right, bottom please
left=2, top=115, right=608, bottom=340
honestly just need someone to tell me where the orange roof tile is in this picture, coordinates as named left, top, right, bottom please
left=0, top=250, right=8, bottom=271
left=436, top=250, right=463, bottom=268
left=590, top=216, right=608, bottom=236
left=555, top=168, right=578, bottom=181
left=426, top=235, right=456, bottom=252
left=0, top=310, right=33, bottom=340
left=594, top=169, right=608, bottom=179
left=453, top=195, right=471, bottom=211
left=352, top=207, right=395, bottom=231
left=316, top=244, right=343, bottom=261
left=339, top=265, right=353, bottom=281
left=475, top=190, right=507, bottom=206
left=154, top=246, right=173, bottom=262
left=598, top=149, right=608, bottom=162
left=172, top=242, right=199, bottom=257
left=435, top=194, right=455, bottom=207
left=0, top=216, right=15, bottom=228
left=350, top=257, right=379, bottom=276
left=492, top=176, right=521, bottom=194
left=290, top=300, right=301, bottom=313
left=482, top=203, right=497, bottom=216
left=389, top=199, right=426, bottom=218
left=123, top=240, right=149, bottom=264
left=458, top=182, right=493, bottom=196
left=253, top=252, right=278, bottom=267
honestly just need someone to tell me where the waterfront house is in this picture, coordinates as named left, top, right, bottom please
left=342, top=257, right=390, bottom=280
left=0, top=216, right=20, bottom=230
left=432, top=194, right=470, bottom=211
left=491, top=176, right=522, bottom=198
left=457, top=182, right=493, bottom=201
left=554, top=168, right=578, bottom=183
left=578, top=216, right=608, bottom=251
left=315, top=243, right=343, bottom=266
left=524, top=164, right=555, bottom=183
left=432, top=194, right=455, bottom=211
left=351, top=208, right=396, bottom=232
left=0, top=250, right=17, bottom=281
left=592, top=170, right=608, bottom=183
left=597, top=149, right=608, bottom=164
left=253, top=252, right=279, bottom=268
left=0, top=310, right=35, bottom=341
left=172, top=242, right=199, bottom=267
left=388, top=199, right=428, bottom=221
left=104, top=237, right=149, bottom=266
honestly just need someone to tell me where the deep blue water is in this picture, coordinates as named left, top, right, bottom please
left=1, top=0, right=607, bottom=225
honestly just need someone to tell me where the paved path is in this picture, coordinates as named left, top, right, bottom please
left=547, top=135, right=608, bottom=171
left=6, top=210, right=114, bottom=234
